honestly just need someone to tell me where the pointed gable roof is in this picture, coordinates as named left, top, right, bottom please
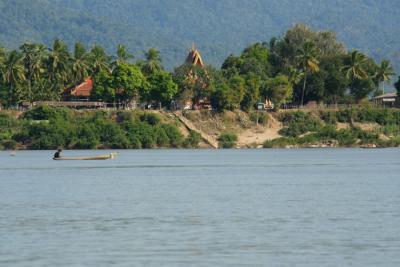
left=185, top=44, right=205, bottom=68
left=64, top=77, right=93, bottom=97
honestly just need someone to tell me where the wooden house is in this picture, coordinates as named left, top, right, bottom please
left=372, top=92, right=398, bottom=108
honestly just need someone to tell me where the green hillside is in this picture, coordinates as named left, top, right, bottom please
left=0, top=0, right=399, bottom=71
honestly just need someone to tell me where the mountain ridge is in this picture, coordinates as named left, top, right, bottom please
left=0, top=0, right=399, bottom=72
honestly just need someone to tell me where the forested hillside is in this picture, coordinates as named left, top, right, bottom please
left=0, top=0, right=399, bottom=70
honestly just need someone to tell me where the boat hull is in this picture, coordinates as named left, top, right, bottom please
left=53, top=153, right=117, bottom=161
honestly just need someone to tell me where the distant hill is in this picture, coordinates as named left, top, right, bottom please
left=0, top=0, right=399, bottom=72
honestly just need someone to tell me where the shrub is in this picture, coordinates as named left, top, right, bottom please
left=0, top=139, right=17, bottom=150
left=0, top=113, right=19, bottom=128
left=320, top=111, right=337, bottom=124
left=336, top=109, right=354, bottom=123
left=73, top=125, right=100, bottom=149
left=263, top=137, right=296, bottom=148
left=116, top=111, right=134, bottom=123
left=279, top=112, right=322, bottom=137
left=124, top=122, right=156, bottom=148
left=140, top=113, right=161, bottom=125
left=184, top=130, right=202, bottom=148
left=335, top=129, right=358, bottom=147
left=23, top=106, right=73, bottom=121
left=218, top=132, right=238, bottom=148
left=250, top=111, right=269, bottom=125
left=154, top=126, right=170, bottom=147
left=160, top=124, right=183, bottom=147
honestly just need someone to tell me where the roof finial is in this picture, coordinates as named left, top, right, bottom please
left=192, top=42, right=196, bottom=51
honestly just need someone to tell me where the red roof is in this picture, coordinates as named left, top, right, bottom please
left=64, top=78, right=93, bottom=97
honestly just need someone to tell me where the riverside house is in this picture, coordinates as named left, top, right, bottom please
left=372, top=92, right=398, bottom=108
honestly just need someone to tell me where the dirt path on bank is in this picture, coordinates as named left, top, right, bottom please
left=236, top=115, right=282, bottom=147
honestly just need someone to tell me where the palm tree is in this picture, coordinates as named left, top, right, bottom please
left=375, top=60, right=395, bottom=94
left=71, top=43, right=91, bottom=84
left=0, top=47, right=6, bottom=85
left=46, top=40, right=70, bottom=94
left=0, top=46, right=6, bottom=65
left=286, top=66, right=304, bottom=86
left=296, top=41, right=319, bottom=106
left=342, top=50, right=368, bottom=81
left=115, top=44, right=133, bottom=65
left=20, top=43, right=47, bottom=100
left=2, top=50, right=26, bottom=106
left=142, top=48, right=163, bottom=75
left=89, top=45, right=110, bottom=75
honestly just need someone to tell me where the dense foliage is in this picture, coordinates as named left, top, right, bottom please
left=0, top=107, right=201, bottom=150
left=0, top=25, right=398, bottom=112
left=218, top=133, right=238, bottom=149
left=0, top=0, right=399, bottom=71
left=264, top=108, right=400, bottom=148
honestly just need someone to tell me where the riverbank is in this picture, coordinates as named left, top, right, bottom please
left=1, top=106, right=400, bottom=150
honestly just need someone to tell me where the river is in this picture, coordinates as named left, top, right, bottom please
left=1, top=149, right=399, bottom=266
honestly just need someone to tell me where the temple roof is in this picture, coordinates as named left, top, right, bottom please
left=185, top=44, right=205, bottom=68
left=64, top=78, right=93, bottom=97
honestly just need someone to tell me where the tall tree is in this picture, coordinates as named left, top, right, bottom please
left=115, top=44, right=133, bottom=65
left=2, top=50, right=26, bottom=105
left=141, top=48, right=163, bottom=76
left=0, top=47, right=6, bottom=67
left=147, top=71, right=178, bottom=107
left=342, top=50, right=368, bottom=81
left=342, top=50, right=376, bottom=102
left=89, top=45, right=110, bottom=76
left=71, top=43, right=91, bottom=84
left=375, top=60, right=395, bottom=94
left=320, top=56, right=348, bottom=105
left=20, top=43, right=47, bottom=101
left=296, top=41, right=320, bottom=106
left=113, top=63, right=147, bottom=107
left=261, top=75, right=293, bottom=111
left=46, top=40, right=70, bottom=94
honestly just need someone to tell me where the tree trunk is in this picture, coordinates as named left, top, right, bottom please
left=9, top=84, right=14, bottom=107
left=301, top=73, right=307, bottom=107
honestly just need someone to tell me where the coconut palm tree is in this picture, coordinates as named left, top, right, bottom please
left=342, top=50, right=368, bottom=81
left=89, top=45, right=110, bottom=75
left=375, top=60, right=395, bottom=94
left=0, top=46, right=6, bottom=65
left=286, top=66, right=304, bottom=86
left=141, top=48, right=163, bottom=75
left=46, top=40, right=70, bottom=94
left=115, top=44, right=133, bottom=65
left=2, top=50, right=26, bottom=106
left=71, top=43, right=91, bottom=84
left=296, top=41, right=320, bottom=106
left=20, top=43, right=47, bottom=99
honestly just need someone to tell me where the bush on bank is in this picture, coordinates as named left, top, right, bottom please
left=218, top=132, right=238, bottom=148
left=266, top=107, right=400, bottom=148
left=2, top=106, right=201, bottom=150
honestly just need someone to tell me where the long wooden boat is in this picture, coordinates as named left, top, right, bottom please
left=53, top=153, right=117, bottom=161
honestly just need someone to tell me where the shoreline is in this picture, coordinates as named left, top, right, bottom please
left=1, top=107, right=400, bottom=150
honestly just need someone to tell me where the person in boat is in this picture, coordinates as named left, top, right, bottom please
left=53, top=148, right=62, bottom=159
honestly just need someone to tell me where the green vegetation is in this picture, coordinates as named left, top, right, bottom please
left=264, top=108, right=400, bottom=148
left=0, top=25, right=398, bottom=112
left=218, top=133, right=238, bottom=149
left=184, top=130, right=202, bottom=148
left=0, top=0, right=399, bottom=71
left=1, top=107, right=201, bottom=150
left=278, top=111, right=323, bottom=137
